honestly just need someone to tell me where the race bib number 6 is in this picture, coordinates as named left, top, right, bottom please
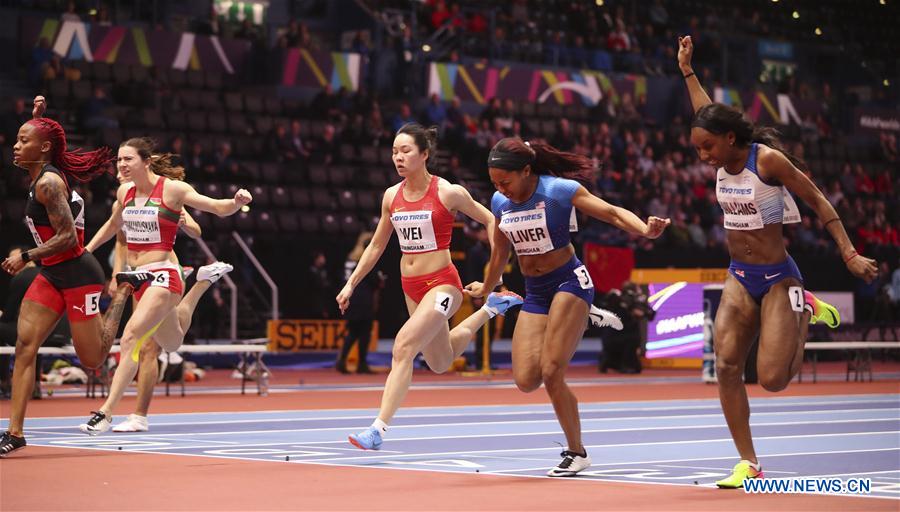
left=150, top=270, right=171, bottom=288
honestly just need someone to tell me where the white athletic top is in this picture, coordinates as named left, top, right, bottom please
left=715, top=143, right=801, bottom=231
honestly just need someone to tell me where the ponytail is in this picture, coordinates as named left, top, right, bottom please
left=693, top=103, right=806, bottom=170
left=26, top=118, right=113, bottom=183
left=121, top=137, right=186, bottom=181
left=488, top=137, right=595, bottom=187
left=750, top=126, right=806, bottom=171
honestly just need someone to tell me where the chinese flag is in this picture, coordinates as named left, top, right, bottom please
left=583, top=243, right=635, bottom=293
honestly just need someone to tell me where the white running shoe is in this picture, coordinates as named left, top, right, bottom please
left=196, top=261, right=233, bottom=283
left=112, top=414, right=149, bottom=432
left=79, top=411, right=112, bottom=436
left=548, top=449, right=592, bottom=477
left=589, top=305, right=624, bottom=330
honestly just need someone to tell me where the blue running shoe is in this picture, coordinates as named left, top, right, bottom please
left=349, top=427, right=383, bottom=450
left=485, top=291, right=524, bottom=317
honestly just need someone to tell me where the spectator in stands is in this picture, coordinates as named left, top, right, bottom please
left=335, top=232, right=380, bottom=374
left=391, top=103, right=416, bottom=133
left=61, top=1, right=81, bottom=22
left=286, top=120, right=311, bottom=162
left=310, top=84, right=338, bottom=120
left=29, top=38, right=53, bottom=87
left=311, top=123, right=339, bottom=165
left=186, top=140, right=210, bottom=174
left=423, top=93, right=447, bottom=127
left=167, top=135, right=185, bottom=169
left=82, top=86, right=119, bottom=132
left=308, top=251, right=334, bottom=319
left=1, top=98, right=31, bottom=147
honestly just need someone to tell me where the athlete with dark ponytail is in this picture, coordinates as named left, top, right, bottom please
left=678, top=35, right=878, bottom=488
left=469, top=137, right=669, bottom=476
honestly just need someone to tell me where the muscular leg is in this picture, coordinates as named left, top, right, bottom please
left=68, top=284, right=133, bottom=369
left=97, top=288, right=179, bottom=417
left=714, top=275, right=762, bottom=464
left=377, top=286, right=462, bottom=424
left=542, top=293, right=590, bottom=453
left=511, top=312, right=548, bottom=393
left=757, top=279, right=810, bottom=392
left=134, top=339, right=161, bottom=417
left=7, top=302, right=62, bottom=436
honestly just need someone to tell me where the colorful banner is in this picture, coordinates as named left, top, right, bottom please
left=646, top=282, right=705, bottom=359
left=281, top=48, right=362, bottom=90
left=711, top=86, right=824, bottom=127
left=428, top=61, right=647, bottom=106
left=583, top=243, right=635, bottom=293
left=267, top=319, right=378, bottom=352
left=21, top=16, right=249, bottom=74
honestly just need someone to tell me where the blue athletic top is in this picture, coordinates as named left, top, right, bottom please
left=491, top=175, right=581, bottom=256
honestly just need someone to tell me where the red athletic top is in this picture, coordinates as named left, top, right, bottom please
left=120, top=177, right=181, bottom=252
left=389, top=175, right=454, bottom=254
left=24, top=164, right=86, bottom=266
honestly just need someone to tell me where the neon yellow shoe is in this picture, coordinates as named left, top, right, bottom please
left=715, top=460, right=763, bottom=489
left=804, top=291, right=840, bottom=328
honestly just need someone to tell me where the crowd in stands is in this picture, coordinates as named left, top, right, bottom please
left=1, top=1, right=896, bottom=325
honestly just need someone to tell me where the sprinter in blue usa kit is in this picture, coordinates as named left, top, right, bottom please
left=467, top=136, right=668, bottom=476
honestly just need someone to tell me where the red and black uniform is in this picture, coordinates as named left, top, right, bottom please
left=389, top=175, right=462, bottom=303
left=22, top=164, right=105, bottom=322
left=120, top=177, right=184, bottom=301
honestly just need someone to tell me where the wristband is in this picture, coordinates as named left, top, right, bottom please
left=21, top=251, right=31, bottom=263
left=843, top=251, right=859, bottom=264
left=683, top=72, right=695, bottom=79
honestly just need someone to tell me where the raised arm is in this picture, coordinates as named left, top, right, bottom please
left=336, top=188, right=396, bottom=314
left=176, top=181, right=252, bottom=217
left=759, top=148, right=878, bottom=283
left=571, top=187, right=669, bottom=238
left=677, top=35, right=712, bottom=113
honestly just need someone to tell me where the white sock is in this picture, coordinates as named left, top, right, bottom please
left=480, top=303, right=499, bottom=319
left=742, top=459, right=761, bottom=471
left=371, top=418, right=388, bottom=436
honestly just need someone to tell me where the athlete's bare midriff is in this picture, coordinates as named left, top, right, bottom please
left=399, top=249, right=453, bottom=278
left=726, top=224, right=789, bottom=264
left=517, top=244, right=576, bottom=277
left=127, top=248, right=176, bottom=269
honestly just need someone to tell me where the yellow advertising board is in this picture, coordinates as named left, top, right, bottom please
left=630, top=268, right=727, bottom=284
left=267, top=320, right=379, bottom=352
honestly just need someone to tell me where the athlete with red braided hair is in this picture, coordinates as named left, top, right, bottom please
left=0, top=96, right=143, bottom=456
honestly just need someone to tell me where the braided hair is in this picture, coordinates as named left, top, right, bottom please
left=25, top=117, right=113, bottom=182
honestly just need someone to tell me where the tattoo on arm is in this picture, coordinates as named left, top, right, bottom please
left=29, top=175, right=77, bottom=260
